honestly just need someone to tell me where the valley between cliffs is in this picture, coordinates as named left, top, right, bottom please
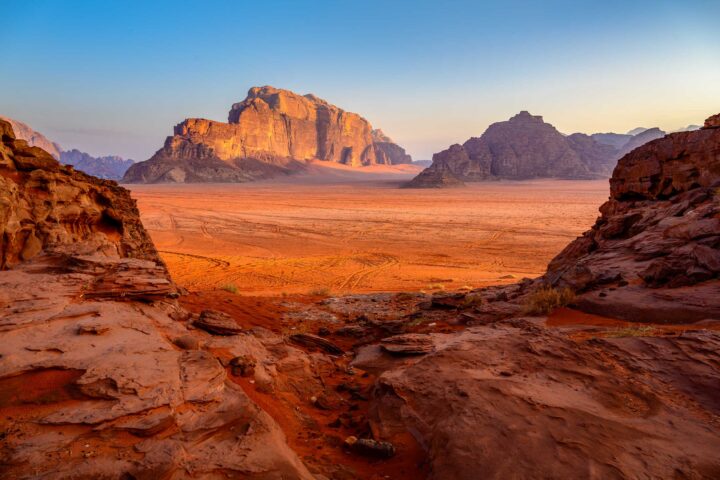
left=1, top=115, right=719, bottom=479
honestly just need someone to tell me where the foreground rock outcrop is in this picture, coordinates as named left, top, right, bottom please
left=407, top=111, right=666, bottom=187
left=124, top=86, right=412, bottom=183
left=1, top=115, right=134, bottom=180
left=545, top=113, right=720, bottom=322
left=0, top=119, right=315, bottom=479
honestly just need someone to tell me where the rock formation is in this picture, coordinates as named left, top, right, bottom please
left=124, top=86, right=412, bottom=183
left=60, top=148, right=134, bottom=180
left=0, top=115, right=61, bottom=159
left=0, top=119, right=317, bottom=478
left=1, top=115, right=133, bottom=180
left=407, top=111, right=666, bottom=187
left=545, top=114, right=720, bottom=322
left=352, top=113, right=720, bottom=479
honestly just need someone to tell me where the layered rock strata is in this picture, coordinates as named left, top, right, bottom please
left=124, top=86, right=412, bottom=183
left=545, top=114, right=720, bottom=322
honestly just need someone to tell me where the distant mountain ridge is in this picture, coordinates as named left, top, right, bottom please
left=407, top=111, right=667, bottom=188
left=124, top=86, right=413, bottom=183
left=60, top=149, right=135, bottom=180
left=0, top=115, right=133, bottom=180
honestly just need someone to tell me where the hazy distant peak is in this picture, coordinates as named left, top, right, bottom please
left=626, top=127, right=649, bottom=136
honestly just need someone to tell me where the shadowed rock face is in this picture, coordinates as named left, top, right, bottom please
left=407, top=111, right=666, bottom=187
left=545, top=114, right=720, bottom=322
left=1, top=115, right=134, bottom=180
left=0, top=115, right=61, bottom=159
left=0, top=120, right=159, bottom=268
left=124, top=86, right=412, bottom=183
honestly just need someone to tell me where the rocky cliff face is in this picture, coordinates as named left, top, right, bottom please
left=0, top=119, right=318, bottom=479
left=124, top=86, right=412, bottom=183
left=545, top=114, right=720, bottom=322
left=351, top=113, right=720, bottom=480
left=1, top=115, right=134, bottom=180
left=0, top=115, right=61, bottom=159
left=0, top=121, right=157, bottom=268
left=407, top=111, right=666, bottom=187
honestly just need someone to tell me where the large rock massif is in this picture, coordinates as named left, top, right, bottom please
left=407, top=111, right=666, bottom=187
left=545, top=115, right=720, bottom=322
left=123, top=86, right=412, bottom=183
left=0, top=119, right=317, bottom=479
left=0, top=115, right=133, bottom=180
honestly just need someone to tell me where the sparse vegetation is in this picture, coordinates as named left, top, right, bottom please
left=462, top=293, right=484, bottom=308
left=395, top=292, right=416, bottom=302
left=308, top=287, right=331, bottom=297
left=606, top=326, right=657, bottom=338
left=523, top=286, right=575, bottom=315
left=220, top=283, right=238, bottom=294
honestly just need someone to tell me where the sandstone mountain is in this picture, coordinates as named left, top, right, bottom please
left=123, top=86, right=412, bottom=183
left=407, top=111, right=666, bottom=187
left=0, top=115, right=133, bottom=180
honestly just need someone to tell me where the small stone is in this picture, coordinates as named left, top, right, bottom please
left=173, top=335, right=199, bottom=350
left=344, top=436, right=396, bottom=458
left=193, top=310, right=242, bottom=335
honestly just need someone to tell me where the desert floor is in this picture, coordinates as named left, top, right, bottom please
left=129, top=176, right=609, bottom=296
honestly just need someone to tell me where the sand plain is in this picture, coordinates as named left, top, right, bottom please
left=129, top=173, right=609, bottom=296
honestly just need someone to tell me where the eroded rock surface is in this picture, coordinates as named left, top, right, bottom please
left=545, top=113, right=720, bottom=322
left=0, top=119, right=314, bottom=479
left=366, top=321, right=720, bottom=479
left=124, top=86, right=412, bottom=183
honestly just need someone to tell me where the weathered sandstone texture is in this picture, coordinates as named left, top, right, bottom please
left=124, top=86, right=411, bottom=183
left=1, top=115, right=134, bottom=179
left=545, top=114, right=720, bottom=322
left=0, top=119, right=317, bottom=478
left=0, top=115, right=61, bottom=159
left=407, top=111, right=665, bottom=187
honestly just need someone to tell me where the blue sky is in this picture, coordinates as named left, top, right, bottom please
left=1, top=0, right=718, bottom=160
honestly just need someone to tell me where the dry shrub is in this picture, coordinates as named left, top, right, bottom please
left=523, top=286, right=574, bottom=315
left=309, top=287, right=331, bottom=297
left=606, top=326, right=657, bottom=338
left=220, top=283, right=238, bottom=294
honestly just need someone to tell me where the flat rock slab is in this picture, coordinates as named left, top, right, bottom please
left=194, top=310, right=242, bottom=335
left=381, top=333, right=435, bottom=355
left=289, top=333, right=343, bottom=355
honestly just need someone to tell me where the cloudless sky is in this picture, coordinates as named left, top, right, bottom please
left=1, top=0, right=718, bottom=160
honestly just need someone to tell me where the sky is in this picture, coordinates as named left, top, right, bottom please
left=1, top=0, right=719, bottom=161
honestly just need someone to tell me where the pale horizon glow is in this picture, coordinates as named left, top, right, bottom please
left=1, top=0, right=718, bottom=161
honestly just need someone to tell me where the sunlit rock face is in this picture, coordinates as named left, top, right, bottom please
left=124, top=86, right=411, bottom=183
